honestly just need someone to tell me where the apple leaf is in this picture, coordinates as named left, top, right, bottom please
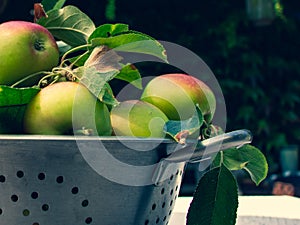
left=79, top=66, right=119, bottom=106
left=41, top=0, right=66, bottom=11
left=98, top=83, right=119, bottom=107
left=84, top=45, right=123, bottom=73
left=212, top=144, right=268, bottom=185
left=75, top=46, right=141, bottom=104
left=187, top=164, right=238, bottom=225
left=115, top=64, right=142, bottom=89
left=67, top=24, right=130, bottom=67
left=89, top=23, right=130, bottom=39
left=56, top=40, right=72, bottom=56
left=164, top=107, right=204, bottom=143
left=0, top=86, right=40, bottom=133
left=90, top=31, right=168, bottom=62
left=37, top=5, right=96, bottom=47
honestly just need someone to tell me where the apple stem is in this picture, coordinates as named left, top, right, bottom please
left=69, top=51, right=90, bottom=68
left=37, top=72, right=61, bottom=88
left=11, top=71, right=52, bottom=88
left=60, top=43, right=92, bottom=68
left=52, top=67, right=78, bottom=81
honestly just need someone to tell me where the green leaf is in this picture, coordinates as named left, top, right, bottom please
left=66, top=24, right=130, bottom=66
left=89, top=23, right=129, bottom=40
left=41, top=0, right=66, bottom=11
left=187, top=165, right=238, bottom=225
left=90, top=31, right=168, bottom=62
left=56, top=40, right=72, bottom=56
left=105, top=0, right=116, bottom=21
left=98, top=83, right=119, bottom=107
left=164, top=107, right=203, bottom=143
left=115, top=64, right=142, bottom=89
left=75, top=46, right=141, bottom=105
left=37, top=5, right=96, bottom=46
left=84, top=46, right=123, bottom=72
left=0, top=86, right=40, bottom=133
left=79, top=66, right=119, bottom=104
left=212, top=145, right=268, bottom=185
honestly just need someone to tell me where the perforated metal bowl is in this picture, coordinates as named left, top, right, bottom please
left=0, top=130, right=252, bottom=225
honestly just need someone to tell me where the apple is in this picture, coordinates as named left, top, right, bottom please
left=141, top=73, right=216, bottom=123
left=0, top=21, right=59, bottom=86
left=110, top=100, right=168, bottom=138
left=23, top=81, right=112, bottom=135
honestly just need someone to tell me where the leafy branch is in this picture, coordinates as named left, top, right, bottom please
left=187, top=144, right=268, bottom=225
left=0, top=2, right=269, bottom=225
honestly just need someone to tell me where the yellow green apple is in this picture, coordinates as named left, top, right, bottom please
left=110, top=100, right=168, bottom=138
left=23, top=81, right=112, bottom=135
left=0, top=21, right=59, bottom=86
left=141, top=73, right=216, bottom=123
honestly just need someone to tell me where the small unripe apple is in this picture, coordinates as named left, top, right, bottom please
left=110, top=100, right=168, bottom=138
left=0, top=21, right=59, bottom=86
left=141, top=73, right=216, bottom=123
left=23, top=82, right=112, bottom=135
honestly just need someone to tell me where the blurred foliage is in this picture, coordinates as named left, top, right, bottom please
left=0, top=0, right=299, bottom=172
left=113, top=0, right=300, bottom=172
left=105, top=0, right=116, bottom=21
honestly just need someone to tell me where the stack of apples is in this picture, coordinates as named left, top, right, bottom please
left=0, top=20, right=216, bottom=138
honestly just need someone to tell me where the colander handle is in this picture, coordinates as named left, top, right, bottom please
left=152, top=129, right=252, bottom=185
left=165, top=129, right=252, bottom=163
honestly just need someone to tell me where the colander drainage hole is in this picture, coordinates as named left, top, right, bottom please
left=156, top=217, right=160, bottom=224
left=56, top=176, right=64, bottom=184
left=23, top=209, right=30, bottom=216
left=151, top=203, right=156, bottom=210
left=31, top=192, right=39, bottom=199
left=42, top=204, right=49, bottom=211
left=71, top=186, right=79, bottom=194
left=38, top=173, right=46, bottom=180
left=0, top=208, right=2, bottom=215
left=82, top=200, right=89, bottom=207
left=0, top=175, right=5, bottom=182
left=16, top=170, right=24, bottom=178
left=32, top=222, right=39, bottom=225
left=85, top=217, right=92, bottom=224
left=170, top=175, right=174, bottom=181
left=11, top=194, right=18, bottom=202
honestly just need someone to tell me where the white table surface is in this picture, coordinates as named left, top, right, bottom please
left=169, top=195, right=300, bottom=225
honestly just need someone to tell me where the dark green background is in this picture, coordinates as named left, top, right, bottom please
left=1, top=0, right=299, bottom=173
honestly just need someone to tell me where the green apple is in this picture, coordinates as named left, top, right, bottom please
left=110, top=100, right=168, bottom=138
left=23, top=81, right=112, bottom=135
left=0, top=21, right=59, bottom=86
left=141, top=73, right=216, bottom=123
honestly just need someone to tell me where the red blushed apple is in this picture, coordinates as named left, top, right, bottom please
left=0, top=21, right=59, bottom=86
left=23, top=81, right=112, bottom=135
left=141, top=73, right=216, bottom=123
left=110, top=100, right=169, bottom=138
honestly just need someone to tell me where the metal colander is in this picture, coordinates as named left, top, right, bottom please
left=0, top=130, right=251, bottom=225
